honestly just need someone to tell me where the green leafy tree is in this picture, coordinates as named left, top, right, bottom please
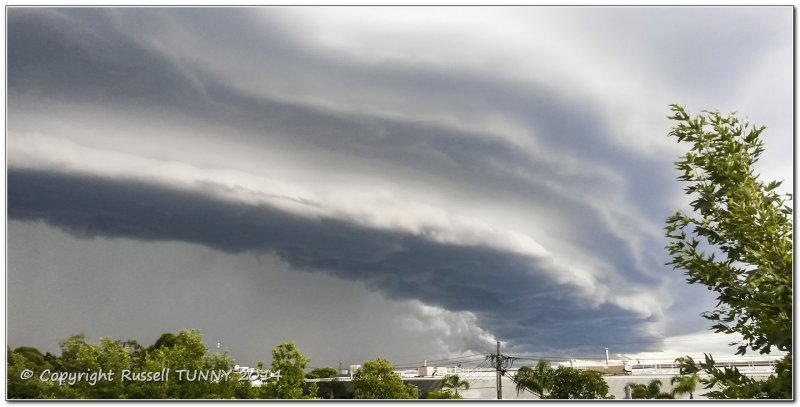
left=315, top=378, right=351, bottom=399
left=57, top=334, right=98, bottom=372
left=7, top=350, right=36, bottom=399
left=202, top=348, right=250, bottom=399
left=9, top=335, right=138, bottom=399
left=352, top=358, right=417, bottom=399
left=13, top=347, right=53, bottom=372
left=425, top=390, right=462, bottom=399
left=137, top=330, right=208, bottom=399
left=675, top=355, right=790, bottom=399
left=7, top=330, right=251, bottom=399
left=665, top=105, right=792, bottom=399
left=670, top=372, right=699, bottom=399
left=130, top=329, right=248, bottom=399
left=547, top=366, right=612, bottom=399
left=119, top=340, right=145, bottom=369
left=627, top=379, right=673, bottom=399
left=57, top=334, right=102, bottom=397
left=258, top=342, right=313, bottom=399
left=440, top=374, right=469, bottom=396
left=148, top=333, right=180, bottom=352
left=93, top=338, right=133, bottom=398
left=305, top=367, right=338, bottom=379
left=7, top=348, right=73, bottom=399
left=513, top=360, right=554, bottom=398
left=7, top=346, right=63, bottom=398
left=43, top=351, right=63, bottom=371
left=305, top=367, right=344, bottom=399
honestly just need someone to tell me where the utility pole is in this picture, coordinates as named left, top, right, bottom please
left=496, top=341, right=502, bottom=400
left=487, top=340, right=516, bottom=400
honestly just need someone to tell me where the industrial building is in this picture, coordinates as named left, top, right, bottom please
left=298, top=355, right=783, bottom=399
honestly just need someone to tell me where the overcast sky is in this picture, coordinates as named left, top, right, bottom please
left=6, top=7, right=793, bottom=368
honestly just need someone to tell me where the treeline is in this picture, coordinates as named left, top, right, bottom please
left=7, top=330, right=465, bottom=400
left=7, top=330, right=319, bottom=399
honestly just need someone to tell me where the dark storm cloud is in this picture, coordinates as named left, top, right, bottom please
left=8, top=169, right=661, bottom=354
left=4, top=7, right=683, bottom=346
left=7, top=9, right=202, bottom=107
left=7, top=6, right=790, bottom=356
left=6, top=6, right=676, bottom=223
left=7, top=7, right=670, bottom=286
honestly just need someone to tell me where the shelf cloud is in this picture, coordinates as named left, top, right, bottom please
left=7, top=7, right=792, bottom=363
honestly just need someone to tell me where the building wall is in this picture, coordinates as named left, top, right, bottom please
left=457, top=373, right=776, bottom=399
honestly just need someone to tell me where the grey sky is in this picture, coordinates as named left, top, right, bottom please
left=6, top=7, right=793, bottom=366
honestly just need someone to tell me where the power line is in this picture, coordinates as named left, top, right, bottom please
left=487, top=341, right=522, bottom=399
left=464, top=360, right=492, bottom=388
left=502, top=369, right=537, bottom=397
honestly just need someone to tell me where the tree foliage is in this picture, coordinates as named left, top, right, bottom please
left=670, top=372, right=699, bottom=399
left=514, top=361, right=611, bottom=399
left=513, top=360, right=553, bottom=398
left=7, top=330, right=252, bottom=399
left=425, top=390, right=462, bottom=399
left=440, top=374, right=469, bottom=396
left=666, top=105, right=792, bottom=399
left=548, top=366, right=612, bottom=399
left=676, top=354, right=791, bottom=399
left=13, top=347, right=52, bottom=372
left=8, top=348, right=69, bottom=399
left=352, top=358, right=417, bottom=399
left=305, top=367, right=338, bottom=379
left=315, top=378, right=351, bottom=399
left=258, top=341, right=314, bottom=399
left=627, top=379, right=673, bottom=399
